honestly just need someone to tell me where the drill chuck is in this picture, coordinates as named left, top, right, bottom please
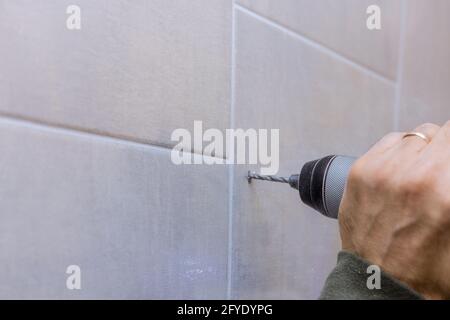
left=293, top=155, right=356, bottom=219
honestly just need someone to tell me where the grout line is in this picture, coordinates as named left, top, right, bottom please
left=226, top=1, right=237, bottom=300
left=393, top=0, right=408, bottom=131
left=235, top=3, right=396, bottom=87
left=0, top=113, right=225, bottom=161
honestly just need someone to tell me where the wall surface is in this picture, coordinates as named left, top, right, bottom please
left=0, top=0, right=449, bottom=299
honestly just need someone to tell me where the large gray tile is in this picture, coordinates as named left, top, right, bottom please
left=231, top=10, right=396, bottom=299
left=0, top=118, right=228, bottom=299
left=237, top=0, right=401, bottom=79
left=398, top=0, right=450, bottom=130
left=0, top=0, right=231, bottom=155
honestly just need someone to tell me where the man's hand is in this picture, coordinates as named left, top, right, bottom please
left=339, top=122, right=450, bottom=299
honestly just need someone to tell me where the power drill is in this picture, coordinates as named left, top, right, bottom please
left=248, top=155, right=356, bottom=219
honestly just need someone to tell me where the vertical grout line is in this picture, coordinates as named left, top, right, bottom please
left=393, top=0, right=408, bottom=131
left=226, top=0, right=237, bottom=300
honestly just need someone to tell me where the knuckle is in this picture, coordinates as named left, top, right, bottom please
left=348, top=158, right=393, bottom=190
left=379, top=132, right=403, bottom=146
left=383, top=132, right=403, bottom=143
left=418, top=122, right=437, bottom=129
left=417, top=122, right=439, bottom=133
left=352, top=151, right=401, bottom=185
left=348, top=159, right=370, bottom=185
left=384, top=131, right=402, bottom=139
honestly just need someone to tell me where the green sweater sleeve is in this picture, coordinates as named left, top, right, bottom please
left=319, top=251, right=423, bottom=300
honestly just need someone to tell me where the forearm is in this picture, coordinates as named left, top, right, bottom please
left=319, top=251, right=423, bottom=300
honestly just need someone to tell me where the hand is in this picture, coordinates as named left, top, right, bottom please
left=339, top=122, right=450, bottom=299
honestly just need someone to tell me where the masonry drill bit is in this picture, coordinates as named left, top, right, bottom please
left=247, top=171, right=290, bottom=184
left=247, top=171, right=301, bottom=191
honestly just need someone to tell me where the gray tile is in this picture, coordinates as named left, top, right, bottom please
left=231, top=10, right=396, bottom=299
left=0, top=118, right=228, bottom=299
left=237, top=0, right=401, bottom=79
left=0, top=0, right=231, bottom=155
left=398, top=0, right=450, bottom=130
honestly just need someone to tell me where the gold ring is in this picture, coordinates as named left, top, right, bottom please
left=402, top=132, right=430, bottom=143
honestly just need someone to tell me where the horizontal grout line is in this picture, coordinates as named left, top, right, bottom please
left=0, top=113, right=226, bottom=161
left=234, top=4, right=397, bottom=87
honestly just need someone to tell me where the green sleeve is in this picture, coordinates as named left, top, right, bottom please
left=319, top=251, right=423, bottom=300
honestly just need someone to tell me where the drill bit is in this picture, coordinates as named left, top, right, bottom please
left=247, top=171, right=290, bottom=184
